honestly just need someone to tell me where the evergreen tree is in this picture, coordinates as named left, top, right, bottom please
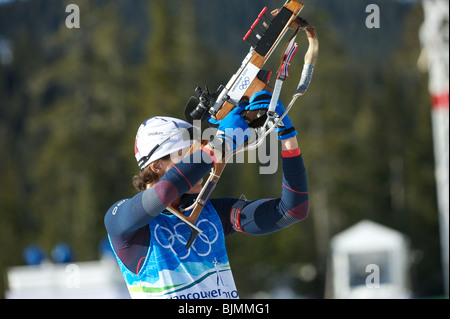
left=0, top=0, right=442, bottom=298
left=22, top=0, right=135, bottom=259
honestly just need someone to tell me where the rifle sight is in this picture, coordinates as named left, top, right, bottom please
left=185, top=85, right=225, bottom=122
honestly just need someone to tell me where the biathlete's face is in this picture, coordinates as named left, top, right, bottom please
left=159, top=146, right=204, bottom=195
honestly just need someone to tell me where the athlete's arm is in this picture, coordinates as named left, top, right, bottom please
left=213, top=137, right=309, bottom=236
left=104, top=149, right=215, bottom=237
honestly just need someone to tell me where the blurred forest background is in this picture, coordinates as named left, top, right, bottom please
left=0, top=0, right=445, bottom=298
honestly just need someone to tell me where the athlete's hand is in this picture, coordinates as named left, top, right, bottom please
left=245, top=90, right=297, bottom=140
left=216, top=102, right=251, bottom=151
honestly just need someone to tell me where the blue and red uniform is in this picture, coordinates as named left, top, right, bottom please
left=104, top=147, right=308, bottom=298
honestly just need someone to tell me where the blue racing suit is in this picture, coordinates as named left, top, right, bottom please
left=104, top=147, right=309, bottom=299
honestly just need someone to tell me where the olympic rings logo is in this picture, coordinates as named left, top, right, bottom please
left=238, top=77, right=251, bottom=91
left=154, top=219, right=219, bottom=260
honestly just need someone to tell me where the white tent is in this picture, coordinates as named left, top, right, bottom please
left=329, top=220, right=411, bottom=299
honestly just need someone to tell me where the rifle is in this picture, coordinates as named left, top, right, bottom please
left=168, top=0, right=319, bottom=249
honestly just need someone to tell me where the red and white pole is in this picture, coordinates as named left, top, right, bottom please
left=419, top=0, right=449, bottom=297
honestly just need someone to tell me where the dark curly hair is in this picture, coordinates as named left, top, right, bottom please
left=132, top=154, right=171, bottom=192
